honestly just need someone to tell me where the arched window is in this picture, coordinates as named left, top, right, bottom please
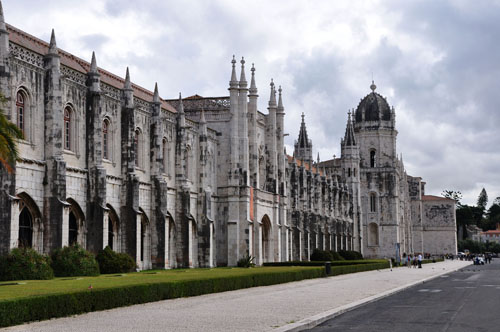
left=68, top=211, right=78, bottom=246
left=108, top=217, right=114, bottom=250
left=348, top=168, right=351, bottom=177
left=103, top=119, right=110, bottom=160
left=185, top=145, right=191, bottom=180
left=370, top=193, right=377, bottom=212
left=368, top=223, right=379, bottom=246
left=64, top=107, right=72, bottom=150
left=19, top=207, right=33, bottom=248
left=370, top=150, right=376, bottom=168
left=16, top=91, right=25, bottom=135
left=134, top=129, right=143, bottom=168
left=162, top=138, right=169, bottom=175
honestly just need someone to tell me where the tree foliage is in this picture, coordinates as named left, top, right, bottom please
left=441, top=190, right=463, bottom=206
left=477, top=188, right=488, bottom=210
left=0, top=95, right=23, bottom=173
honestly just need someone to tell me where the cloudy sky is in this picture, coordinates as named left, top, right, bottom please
left=5, top=0, right=499, bottom=206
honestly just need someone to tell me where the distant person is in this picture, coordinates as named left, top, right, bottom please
left=407, top=254, right=411, bottom=268
left=418, top=253, right=422, bottom=268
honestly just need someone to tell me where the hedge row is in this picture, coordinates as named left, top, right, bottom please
left=264, top=259, right=387, bottom=267
left=328, top=261, right=389, bottom=276
left=0, top=268, right=324, bottom=327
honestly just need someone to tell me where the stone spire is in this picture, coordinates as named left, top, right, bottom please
left=48, top=29, right=58, bottom=55
left=229, top=55, right=238, bottom=88
left=153, top=82, right=160, bottom=104
left=294, top=112, right=313, bottom=164
left=0, top=1, right=6, bottom=32
left=123, top=67, right=133, bottom=108
left=124, top=67, right=132, bottom=90
left=239, top=57, right=247, bottom=88
left=90, top=51, right=97, bottom=72
left=177, top=92, right=185, bottom=127
left=249, top=63, right=258, bottom=96
left=268, top=79, right=276, bottom=107
left=277, top=85, right=284, bottom=113
left=88, top=52, right=101, bottom=93
left=343, top=111, right=356, bottom=146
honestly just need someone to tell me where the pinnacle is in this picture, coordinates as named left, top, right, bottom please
left=230, top=55, right=238, bottom=84
left=153, top=82, right=160, bottom=103
left=48, top=29, right=58, bottom=54
left=249, top=63, right=258, bottom=94
left=124, top=67, right=132, bottom=90
left=0, top=0, right=6, bottom=31
left=90, top=51, right=97, bottom=73
left=239, top=56, right=247, bottom=86
left=277, top=85, right=284, bottom=110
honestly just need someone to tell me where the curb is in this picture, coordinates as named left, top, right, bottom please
left=274, top=262, right=469, bottom=332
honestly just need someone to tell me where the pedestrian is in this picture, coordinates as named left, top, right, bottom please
left=407, top=254, right=411, bottom=268
left=418, top=253, right=422, bottom=268
left=413, top=255, right=417, bottom=268
left=402, top=253, right=407, bottom=267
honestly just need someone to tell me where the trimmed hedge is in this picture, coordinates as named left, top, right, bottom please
left=310, top=249, right=345, bottom=261
left=0, top=248, right=54, bottom=281
left=338, top=250, right=363, bottom=260
left=328, top=261, right=389, bottom=276
left=51, top=245, right=100, bottom=277
left=264, top=259, right=387, bottom=267
left=0, top=268, right=324, bottom=327
left=96, top=246, right=137, bottom=274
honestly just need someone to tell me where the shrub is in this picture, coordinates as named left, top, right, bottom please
left=329, top=251, right=345, bottom=261
left=338, top=250, right=363, bottom=260
left=0, top=247, right=54, bottom=281
left=96, top=246, right=136, bottom=274
left=237, top=254, right=255, bottom=268
left=310, top=249, right=333, bottom=261
left=51, top=244, right=100, bottom=277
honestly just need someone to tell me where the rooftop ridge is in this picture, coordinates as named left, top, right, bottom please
left=6, top=23, right=175, bottom=112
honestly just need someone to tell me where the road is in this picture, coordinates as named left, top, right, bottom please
left=307, top=259, right=500, bottom=332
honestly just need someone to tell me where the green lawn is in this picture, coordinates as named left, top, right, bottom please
left=0, top=266, right=323, bottom=302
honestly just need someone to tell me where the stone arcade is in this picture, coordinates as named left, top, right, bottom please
left=0, top=3, right=457, bottom=268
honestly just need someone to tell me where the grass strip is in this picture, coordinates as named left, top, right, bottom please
left=263, top=259, right=388, bottom=267
left=0, top=267, right=324, bottom=327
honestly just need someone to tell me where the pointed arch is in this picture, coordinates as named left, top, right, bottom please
left=139, top=208, right=151, bottom=269
left=16, top=192, right=42, bottom=251
left=106, top=204, right=120, bottom=251
left=66, top=198, right=85, bottom=247
left=261, top=214, right=272, bottom=263
left=15, top=87, right=31, bottom=141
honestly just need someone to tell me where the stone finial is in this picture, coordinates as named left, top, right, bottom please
left=153, top=82, right=160, bottom=103
left=268, top=79, right=276, bottom=107
left=48, top=29, right=58, bottom=54
left=277, top=85, right=284, bottom=111
left=370, top=80, right=376, bottom=92
left=301, top=112, right=305, bottom=123
left=230, top=55, right=238, bottom=86
left=239, top=57, right=247, bottom=87
left=90, top=51, right=97, bottom=73
left=249, top=63, right=258, bottom=95
left=317, top=152, right=320, bottom=164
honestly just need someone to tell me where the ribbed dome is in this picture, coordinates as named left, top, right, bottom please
left=355, top=82, right=392, bottom=122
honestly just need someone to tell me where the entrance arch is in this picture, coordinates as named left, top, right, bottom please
left=139, top=208, right=151, bottom=270
left=67, top=198, right=85, bottom=247
left=261, top=215, right=272, bottom=263
left=17, top=192, right=42, bottom=251
left=106, top=204, right=120, bottom=251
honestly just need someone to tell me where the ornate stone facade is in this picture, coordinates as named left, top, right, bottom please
left=0, top=3, right=457, bottom=268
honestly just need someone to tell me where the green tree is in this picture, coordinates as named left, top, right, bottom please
left=441, top=190, right=463, bottom=207
left=477, top=188, right=488, bottom=210
left=0, top=95, right=23, bottom=173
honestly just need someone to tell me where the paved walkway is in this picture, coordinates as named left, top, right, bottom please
left=2, top=260, right=470, bottom=332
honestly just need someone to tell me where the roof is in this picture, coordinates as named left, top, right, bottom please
left=287, top=155, right=324, bottom=176
left=481, top=230, right=500, bottom=235
left=421, top=195, right=455, bottom=202
left=6, top=23, right=176, bottom=113
left=354, top=83, right=391, bottom=122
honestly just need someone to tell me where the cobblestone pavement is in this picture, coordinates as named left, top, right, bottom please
left=1, top=260, right=470, bottom=332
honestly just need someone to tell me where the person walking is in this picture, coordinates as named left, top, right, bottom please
left=418, top=253, right=423, bottom=268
